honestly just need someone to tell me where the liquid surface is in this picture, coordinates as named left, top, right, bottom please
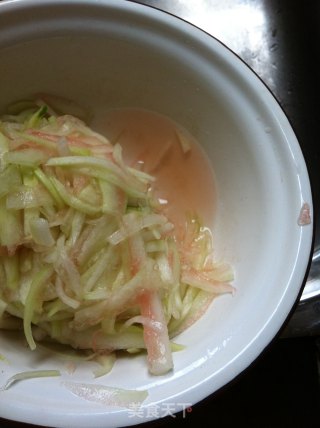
left=92, top=109, right=216, bottom=231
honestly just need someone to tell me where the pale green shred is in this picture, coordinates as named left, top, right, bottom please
left=0, top=370, right=61, bottom=391
left=0, top=102, right=234, bottom=377
left=93, top=353, right=116, bottom=378
left=0, top=354, right=8, bottom=363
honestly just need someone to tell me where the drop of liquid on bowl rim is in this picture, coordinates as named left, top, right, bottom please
left=91, top=108, right=217, bottom=233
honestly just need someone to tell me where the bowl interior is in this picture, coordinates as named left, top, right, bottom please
left=0, top=1, right=313, bottom=427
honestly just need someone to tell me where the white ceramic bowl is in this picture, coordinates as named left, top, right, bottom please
left=0, top=1, right=313, bottom=427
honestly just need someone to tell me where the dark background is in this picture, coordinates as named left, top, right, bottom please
left=1, top=0, right=320, bottom=427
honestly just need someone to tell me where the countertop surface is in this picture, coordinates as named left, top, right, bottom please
left=1, top=0, right=320, bottom=427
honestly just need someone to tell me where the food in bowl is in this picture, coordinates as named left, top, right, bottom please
left=0, top=98, right=234, bottom=376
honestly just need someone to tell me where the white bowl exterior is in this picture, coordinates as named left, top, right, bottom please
left=0, top=1, right=313, bottom=427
